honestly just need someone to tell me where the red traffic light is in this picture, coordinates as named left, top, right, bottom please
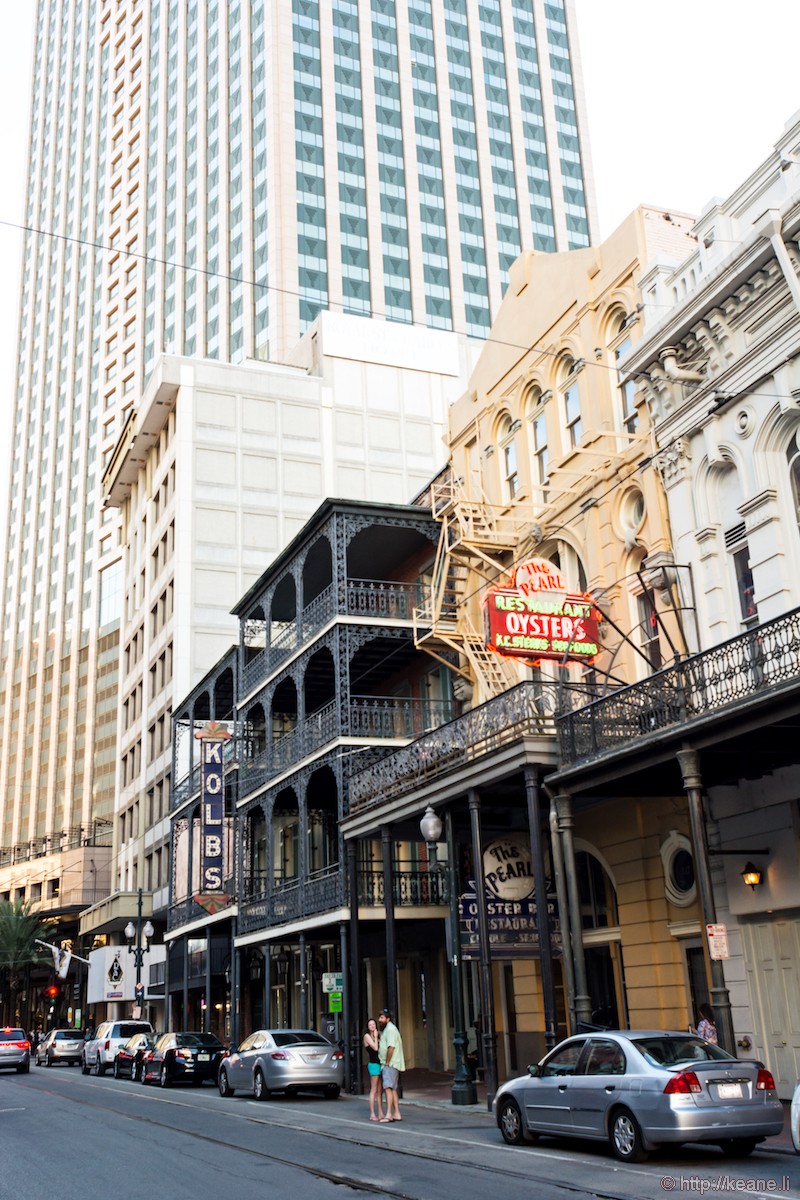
left=45, top=985, right=59, bottom=999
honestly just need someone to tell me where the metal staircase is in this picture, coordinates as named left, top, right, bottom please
left=414, top=474, right=541, bottom=698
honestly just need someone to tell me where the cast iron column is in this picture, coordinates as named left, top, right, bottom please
left=524, top=766, right=558, bottom=1050
left=340, top=920, right=350, bottom=1092
left=555, top=792, right=592, bottom=1029
left=263, top=945, right=271, bottom=1030
left=446, top=810, right=478, bottom=1104
left=381, top=826, right=398, bottom=1015
left=467, top=789, right=497, bottom=1110
left=204, top=926, right=212, bottom=1033
left=677, top=747, right=736, bottom=1055
left=347, top=840, right=363, bottom=1092
left=299, top=933, right=307, bottom=1029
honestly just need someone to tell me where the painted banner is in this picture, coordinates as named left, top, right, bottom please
left=458, top=834, right=561, bottom=958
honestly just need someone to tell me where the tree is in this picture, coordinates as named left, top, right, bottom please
left=0, top=899, right=53, bottom=1025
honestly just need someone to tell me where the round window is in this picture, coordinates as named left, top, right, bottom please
left=660, top=832, right=697, bottom=908
left=671, top=848, right=695, bottom=894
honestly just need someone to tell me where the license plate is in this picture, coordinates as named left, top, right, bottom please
left=303, top=1054, right=321, bottom=1063
left=198, top=1053, right=210, bottom=1062
left=717, top=1083, right=742, bottom=1099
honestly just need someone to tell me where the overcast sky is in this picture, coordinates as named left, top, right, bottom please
left=0, top=2, right=797, bottom=473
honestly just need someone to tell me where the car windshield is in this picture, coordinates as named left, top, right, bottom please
left=176, top=1033, right=223, bottom=1048
left=632, top=1036, right=734, bottom=1067
left=272, top=1032, right=329, bottom=1047
left=0, top=1030, right=25, bottom=1042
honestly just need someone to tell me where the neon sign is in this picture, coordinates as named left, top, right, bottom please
left=484, top=557, right=601, bottom=666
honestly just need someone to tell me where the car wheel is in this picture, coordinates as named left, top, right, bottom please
left=16, top=1063, right=30, bottom=1075
left=498, top=1097, right=526, bottom=1146
left=140, top=1065, right=149, bottom=1085
left=46, top=1053, right=53, bottom=1068
left=132, top=1063, right=139, bottom=1083
left=81, top=1055, right=90, bottom=1075
left=324, top=1085, right=340, bottom=1100
left=719, top=1138, right=757, bottom=1158
left=218, top=1068, right=234, bottom=1098
left=92, top=1055, right=104, bottom=1077
left=610, top=1108, right=647, bottom=1163
left=253, top=1068, right=270, bottom=1101
left=159, top=1064, right=170, bottom=1088
left=113, top=1058, right=121, bottom=1079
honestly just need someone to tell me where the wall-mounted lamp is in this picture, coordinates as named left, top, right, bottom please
left=741, top=862, right=762, bottom=891
left=275, top=948, right=289, bottom=978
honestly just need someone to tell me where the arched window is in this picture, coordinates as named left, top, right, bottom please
left=559, top=357, right=582, bottom=449
left=525, top=384, right=549, bottom=502
left=576, top=850, right=618, bottom=929
left=786, top=431, right=800, bottom=531
left=607, top=311, right=638, bottom=434
left=498, top=414, right=519, bottom=500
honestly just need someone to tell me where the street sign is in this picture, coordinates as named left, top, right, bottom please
left=134, top=982, right=145, bottom=1003
left=329, top=991, right=342, bottom=1013
left=707, top=923, right=730, bottom=960
left=322, top=972, right=343, bottom=994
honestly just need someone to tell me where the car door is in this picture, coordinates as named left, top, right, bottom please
left=523, top=1038, right=587, bottom=1134
left=226, top=1034, right=256, bottom=1088
left=569, top=1038, right=627, bottom=1137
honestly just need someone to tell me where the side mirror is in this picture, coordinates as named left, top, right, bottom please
left=527, top=1063, right=541, bottom=1078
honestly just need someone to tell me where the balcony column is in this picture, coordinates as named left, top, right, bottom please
left=186, top=806, right=195, bottom=909
left=262, top=944, right=271, bottom=1029
left=467, top=789, right=497, bottom=1110
left=299, top=932, right=308, bottom=1029
left=524, top=766, right=558, bottom=1050
left=381, top=826, right=398, bottom=1015
left=205, top=926, right=212, bottom=1033
left=554, top=791, right=592, bottom=1029
left=677, top=746, right=736, bottom=1055
left=182, top=936, right=189, bottom=1032
left=347, top=840, right=363, bottom=1092
left=340, top=920, right=351, bottom=1092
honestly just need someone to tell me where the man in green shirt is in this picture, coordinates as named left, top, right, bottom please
left=378, top=1008, right=405, bottom=1122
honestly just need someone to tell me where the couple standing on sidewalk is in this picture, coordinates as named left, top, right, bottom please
left=364, top=1009, right=405, bottom=1123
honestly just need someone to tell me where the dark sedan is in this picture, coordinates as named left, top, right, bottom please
left=142, top=1032, right=225, bottom=1088
left=113, top=1032, right=156, bottom=1081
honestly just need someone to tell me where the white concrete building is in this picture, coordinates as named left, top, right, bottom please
left=618, top=109, right=800, bottom=1094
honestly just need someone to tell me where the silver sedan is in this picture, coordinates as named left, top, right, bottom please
left=218, top=1029, right=344, bottom=1100
left=493, top=1031, right=783, bottom=1162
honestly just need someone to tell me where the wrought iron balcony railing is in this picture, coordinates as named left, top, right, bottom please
left=238, top=696, right=452, bottom=801
left=238, top=863, right=343, bottom=933
left=357, top=867, right=445, bottom=907
left=349, top=680, right=559, bottom=813
left=166, top=878, right=235, bottom=931
left=241, top=579, right=419, bottom=694
left=0, top=821, right=113, bottom=868
left=557, top=607, right=800, bottom=768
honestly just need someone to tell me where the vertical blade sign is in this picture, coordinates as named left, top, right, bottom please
left=195, top=721, right=231, bottom=893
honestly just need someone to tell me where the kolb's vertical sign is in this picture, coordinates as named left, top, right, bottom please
left=195, top=720, right=231, bottom=894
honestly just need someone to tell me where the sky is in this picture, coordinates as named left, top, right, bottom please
left=0, top=1, right=797, bottom=475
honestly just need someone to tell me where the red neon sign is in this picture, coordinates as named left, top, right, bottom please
left=484, top=558, right=601, bottom=667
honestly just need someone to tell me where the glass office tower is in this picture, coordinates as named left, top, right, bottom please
left=0, top=0, right=594, bottom=875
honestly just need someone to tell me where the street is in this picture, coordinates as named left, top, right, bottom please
left=1, top=1068, right=797, bottom=1200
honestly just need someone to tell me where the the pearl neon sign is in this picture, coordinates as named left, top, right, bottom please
left=484, top=557, right=601, bottom=666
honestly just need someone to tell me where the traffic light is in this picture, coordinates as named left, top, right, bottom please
left=45, top=985, right=59, bottom=1001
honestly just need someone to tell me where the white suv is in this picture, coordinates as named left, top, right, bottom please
left=82, top=1020, right=154, bottom=1076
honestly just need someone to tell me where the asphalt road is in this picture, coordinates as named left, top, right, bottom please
left=1, top=1065, right=797, bottom=1200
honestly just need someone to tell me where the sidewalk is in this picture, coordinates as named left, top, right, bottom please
left=356, top=1070, right=797, bottom=1156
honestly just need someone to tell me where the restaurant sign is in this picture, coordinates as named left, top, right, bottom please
left=459, top=836, right=561, bottom=959
left=484, top=557, right=601, bottom=667
left=195, top=720, right=231, bottom=894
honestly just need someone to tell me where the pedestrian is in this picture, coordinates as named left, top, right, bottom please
left=363, top=1018, right=384, bottom=1121
left=378, top=1008, right=405, bottom=1123
left=696, top=1002, right=718, bottom=1044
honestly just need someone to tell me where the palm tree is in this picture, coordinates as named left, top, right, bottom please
left=0, top=899, right=53, bottom=1025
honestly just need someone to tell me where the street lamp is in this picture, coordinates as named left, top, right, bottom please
left=420, top=806, right=478, bottom=1106
left=124, top=888, right=155, bottom=1010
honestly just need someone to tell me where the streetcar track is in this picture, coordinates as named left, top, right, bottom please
left=14, top=1073, right=661, bottom=1200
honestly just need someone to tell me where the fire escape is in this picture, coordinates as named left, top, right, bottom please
left=413, top=473, right=542, bottom=699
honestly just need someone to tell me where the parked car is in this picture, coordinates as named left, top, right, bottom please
left=82, top=1020, right=154, bottom=1076
left=791, top=1077, right=800, bottom=1153
left=113, top=1032, right=156, bottom=1081
left=493, top=1031, right=783, bottom=1162
left=0, top=1028, right=30, bottom=1073
left=141, top=1032, right=225, bottom=1087
left=218, top=1029, right=344, bottom=1100
left=36, top=1028, right=83, bottom=1067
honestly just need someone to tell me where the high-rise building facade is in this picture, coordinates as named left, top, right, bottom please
left=0, top=1, right=594, bottom=927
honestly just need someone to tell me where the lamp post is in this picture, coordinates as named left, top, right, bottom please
left=124, top=888, right=154, bottom=1013
left=420, top=806, right=477, bottom=1105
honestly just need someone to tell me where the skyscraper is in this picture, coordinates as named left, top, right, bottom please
left=0, top=1, right=594, bottom=918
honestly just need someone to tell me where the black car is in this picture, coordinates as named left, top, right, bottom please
left=113, top=1032, right=156, bottom=1081
left=142, top=1032, right=225, bottom=1087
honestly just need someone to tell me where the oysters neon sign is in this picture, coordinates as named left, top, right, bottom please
left=484, top=557, right=601, bottom=666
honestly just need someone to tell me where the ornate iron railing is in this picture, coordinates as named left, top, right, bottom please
left=166, top=878, right=235, bottom=931
left=349, top=680, right=560, bottom=812
left=349, top=696, right=451, bottom=739
left=240, top=580, right=416, bottom=694
left=557, top=607, right=800, bottom=767
left=238, top=863, right=344, bottom=933
left=358, top=867, right=445, bottom=906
